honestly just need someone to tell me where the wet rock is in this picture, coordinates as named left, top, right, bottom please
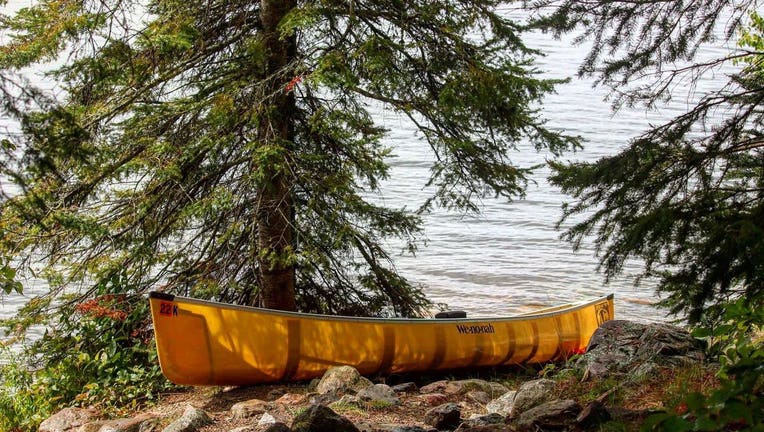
left=291, top=404, right=359, bottom=432
left=40, top=407, right=99, bottom=432
left=424, top=403, right=461, bottom=431
left=316, top=366, right=373, bottom=395
left=577, top=320, right=705, bottom=381
left=511, top=379, right=557, bottom=417
left=392, top=382, right=418, bottom=394
left=162, top=405, right=212, bottom=432
left=357, top=384, right=400, bottom=406
left=515, top=399, right=581, bottom=432
left=230, top=399, right=270, bottom=420
left=485, top=391, right=517, bottom=417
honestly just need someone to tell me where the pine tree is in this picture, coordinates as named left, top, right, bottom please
left=0, top=1, right=578, bottom=316
left=531, top=0, right=764, bottom=323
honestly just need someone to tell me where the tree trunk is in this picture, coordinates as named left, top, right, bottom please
left=256, top=0, right=297, bottom=311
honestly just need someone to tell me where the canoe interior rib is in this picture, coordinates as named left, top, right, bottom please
left=148, top=293, right=615, bottom=386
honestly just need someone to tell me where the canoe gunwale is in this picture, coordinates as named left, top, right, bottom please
left=149, top=291, right=614, bottom=324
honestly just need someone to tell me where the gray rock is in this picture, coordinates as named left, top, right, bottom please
left=357, top=384, right=400, bottom=406
left=230, top=399, right=270, bottom=420
left=40, top=408, right=98, bottom=432
left=258, top=413, right=278, bottom=427
left=315, top=366, right=373, bottom=395
left=161, top=405, right=212, bottom=432
left=515, top=399, right=581, bottom=432
left=577, top=320, right=705, bottom=381
left=424, top=403, right=461, bottom=431
left=465, top=390, right=491, bottom=405
left=446, top=379, right=508, bottom=398
left=460, top=413, right=506, bottom=428
left=309, top=390, right=341, bottom=406
left=391, top=382, right=418, bottom=394
left=485, top=391, right=516, bottom=416
left=291, top=404, right=359, bottom=432
left=511, top=379, right=557, bottom=417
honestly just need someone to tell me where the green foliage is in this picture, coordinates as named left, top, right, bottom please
left=0, top=276, right=174, bottom=432
left=535, top=0, right=764, bottom=324
left=643, top=300, right=764, bottom=431
left=0, top=0, right=578, bottom=318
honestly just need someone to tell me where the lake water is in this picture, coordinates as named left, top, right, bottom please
left=0, top=4, right=736, bottom=325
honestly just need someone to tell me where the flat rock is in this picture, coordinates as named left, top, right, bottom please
left=515, top=399, right=581, bottom=432
left=274, top=393, right=307, bottom=405
left=40, top=407, right=99, bottom=432
left=357, top=384, right=400, bottom=406
left=230, top=399, right=271, bottom=420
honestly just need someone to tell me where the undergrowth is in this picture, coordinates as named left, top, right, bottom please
left=0, top=277, right=175, bottom=432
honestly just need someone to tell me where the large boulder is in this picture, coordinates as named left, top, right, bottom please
left=577, top=320, right=705, bottom=380
left=291, top=404, right=359, bottom=432
left=315, top=366, right=373, bottom=395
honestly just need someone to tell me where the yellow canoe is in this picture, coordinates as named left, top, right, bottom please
left=148, top=292, right=614, bottom=386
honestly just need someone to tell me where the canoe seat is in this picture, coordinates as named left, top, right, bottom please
left=435, top=310, right=467, bottom=319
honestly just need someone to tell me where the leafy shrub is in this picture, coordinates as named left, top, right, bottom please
left=643, top=299, right=764, bottom=431
left=0, top=277, right=174, bottom=432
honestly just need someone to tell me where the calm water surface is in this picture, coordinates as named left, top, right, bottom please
left=0, top=4, right=736, bottom=325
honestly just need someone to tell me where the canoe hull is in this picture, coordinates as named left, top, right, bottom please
left=149, top=293, right=614, bottom=386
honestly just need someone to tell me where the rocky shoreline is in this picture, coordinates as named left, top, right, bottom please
left=38, top=320, right=708, bottom=432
